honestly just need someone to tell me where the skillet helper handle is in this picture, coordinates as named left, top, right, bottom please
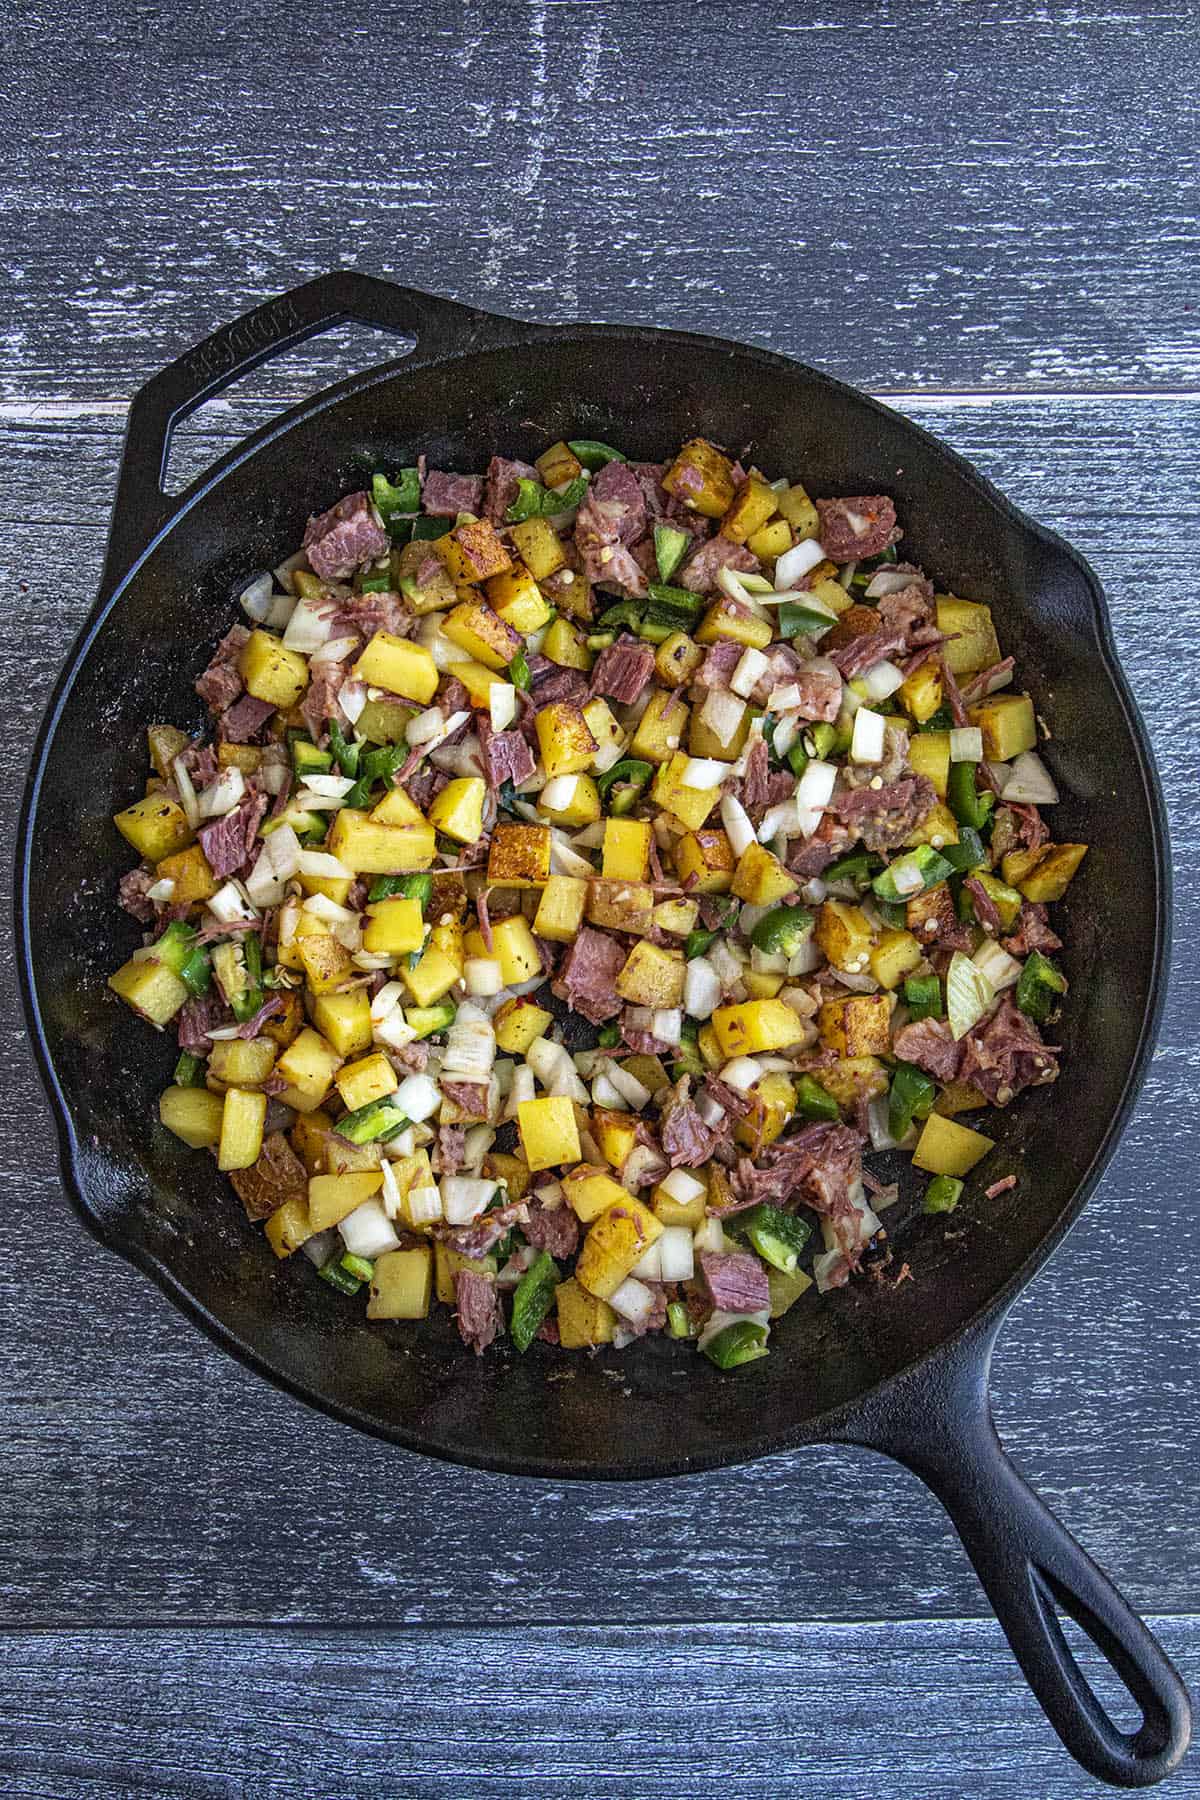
left=100, top=270, right=496, bottom=590
left=848, top=1319, right=1191, bottom=1786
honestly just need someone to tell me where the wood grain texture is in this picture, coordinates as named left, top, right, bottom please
left=1, top=396, right=1197, bottom=1635
left=0, top=1618, right=1196, bottom=1799
left=1, top=0, right=1198, bottom=401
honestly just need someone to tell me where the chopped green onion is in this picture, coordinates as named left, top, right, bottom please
left=684, top=928, right=717, bottom=960
left=508, top=648, right=531, bottom=691
left=654, top=524, right=691, bottom=583
left=1015, top=949, right=1068, bottom=1025
left=372, top=468, right=421, bottom=519
left=667, top=1299, right=695, bottom=1339
left=728, top=1203, right=813, bottom=1275
left=872, top=844, right=954, bottom=904
left=946, top=949, right=995, bottom=1040
left=923, top=1175, right=964, bottom=1215
left=341, top=1251, right=376, bottom=1283
left=947, top=759, right=993, bottom=830
left=904, top=973, right=943, bottom=1021
left=750, top=904, right=813, bottom=956
left=318, top=1251, right=368, bottom=1295
left=888, top=1060, right=936, bottom=1141
left=510, top=1250, right=560, bottom=1352
left=703, top=1319, right=769, bottom=1370
left=173, top=1050, right=207, bottom=1088
left=567, top=439, right=626, bottom=471
left=794, top=1075, right=840, bottom=1122
left=335, top=1098, right=411, bottom=1145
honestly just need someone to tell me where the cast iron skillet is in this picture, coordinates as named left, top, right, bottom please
left=16, top=272, right=1191, bottom=1785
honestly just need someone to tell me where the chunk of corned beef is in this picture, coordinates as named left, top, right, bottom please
left=787, top=814, right=854, bottom=877
left=676, top=536, right=758, bottom=593
left=815, top=495, right=898, bottom=561
left=529, top=665, right=590, bottom=709
left=522, top=1194, right=580, bottom=1260
left=732, top=1122, right=863, bottom=1225
left=590, top=635, right=655, bottom=705
left=218, top=693, right=276, bottom=744
left=233, top=995, right=286, bottom=1040
left=176, top=994, right=231, bottom=1053
left=694, top=639, right=743, bottom=690
left=483, top=455, right=539, bottom=525
left=303, top=491, right=389, bottom=580
left=991, top=802, right=1051, bottom=861
left=423, top=469, right=484, bottom=518
left=440, top=1199, right=528, bottom=1258
left=454, top=1269, right=503, bottom=1355
left=574, top=462, right=649, bottom=597
left=832, top=775, right=935, bottom=852
left=439, top=677, right=471, bottom=717
left=195, top=624, right=250, bottom=714
left=329, top=591, right=412, bottom=641
left=659, top=1076, right=724, bottom=1167
left=964, top=875, right=1002, bottom=936
left=1002, top=903, right=1062, bottom=957
left=699, top=1250, right=770, bottom=1314
left=892, top=1018, right=964, bottom=1084
left=629, top=460, right=669, bottom=518
left=938, top=656, right=970, bottom=727
left=180, top=742, right=221, bottom=789
left=703, top=1075, right=755, bottom=1120
left=476, top=715, right=536, bottom=789
left=300, top=658, right=351, bottom=742
left=441, top=1079, right=491, bottom=1121
left=228, top=1131, right=308, bottom=1222
left=829, top=627, right=909, bottom=680
left=436, top=1125, right=466, bottom=1176
left=199, top=808, right=251, bottom=879
left=118, top=867, right=157, bottom=923
left=877, top=582, right=935, bottom=646
left=960, top=996, right=1059, bottom=1104
left=552, top=927, right=626, bottom=1024
left=792, top=660, right=844, bottom=722
left=591, top=460, right=648, bottom=544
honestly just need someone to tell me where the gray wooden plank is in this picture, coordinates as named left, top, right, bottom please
left=2, top=1, right=1199, bottom=400
left=0, top=391, right=1197, bottom=1627
left=0, top=1618, right=1195, bottom=1798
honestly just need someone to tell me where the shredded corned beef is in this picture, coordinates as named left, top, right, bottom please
left=964, top=875, right=1003, bottom=935
left=195, top=624, right=249, bottom=715
left=659, top=1076, right=725, bottom=1166
left=832, top=776, right=935, bottom=852
left=118, top=867, right=157, bottom=923
left=590, top=635, right=655, bottom=705
left=522, top=1196, right=580, bottom=1260
left=303, top=491, right=389, bottom=580
left=552, top=927, right=626, bottom=1024
left=1002, top=903, right=1062, bottom=957
left=676, top=536, right=758, bottom=593
left=422, top=469, right=484, bottom=517
left=483, top=455, right=539, bottom=525
left=700, top=1250, right=770, bottom=1314
left=815, top=495, right=898, bottom=561
left=454, top=1269, right=503, bottom=1355
left=439, top=1199, right=528, bottom=1257
left=830, top=627, right=909, bottom=679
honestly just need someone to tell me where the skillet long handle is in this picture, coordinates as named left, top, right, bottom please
left=840, top=1316, right=1191, bottom=1786
left=100, top=270, right=521, bottom=590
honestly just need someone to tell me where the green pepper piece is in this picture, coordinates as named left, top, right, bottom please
left=597, top=1023, right=622, bottom=1049
left=509, top=648, right=531, bottom=691
left=345, top=742, right=406, bottom=809
left=823, top=849, right=878, bottom=888
left=151, top=919, right=198, bottom=973
left=794, top=1075, right=840, bottom=1122
left=359, top=567, right=392, bottom=593
left=567, top=439, right=626, bottom=471
left=684, top=928, right=717, bottom=960
left=506, top=478, right=550, bottom=523
left=671, top=1040, right=707, bottom=1082
left=318, top=1252, right=365, bottom=1296
left=917, top=704, right=956, bottom=733
left=702, top=1319, right=770, bottom=1370
left=593, top=600, right=645, bottom=635
left=1015, top=949, right=1068, bottom=1026
left=785, top=741, right=809, bottom=779
left=179, top=946, right=212, bottom=997
left=328, top=720, right=361, bottom=778
left=923, top=1175, right=964, bottom=1215
left=173, top=1050, right=207, bottom=1088
left=230, top=934, right=265, bottom=1023
left=549, top=474, right=589, bottom=512
left=750, top=904, right=814, bottom=957
left=411, top=516, right=452, bottom=541
left=372, top=468, right=421, bottom=519
left=871, top=844, right=954, bottom=904
left=666, top=1299, right=696, bottom=1339
left=341, top=1251, right=376, bottom=1283
left=777, top=600, right=837, bottom=640
left=597, top=757, right=653, bottom=801
left=510, top=1250, right=560, bottom=1352
left=728, top=1203, right=813, bottom=1275
left=947, top=759, right=993, bottom=830
left=904, top=973, right=943, bottom=1021
left=289, top=731, right=335, bottom=778
left=876, top=899, right=908, bottom=929
left=887, top=1060, right=937, bottom=1141
left=405, top=1001, right=458, bottom=1040
left=335, top=1098, right=411, bottom=1145
left=808, top=722, right=837, bottom=759
left=654, top=524, right=691, bottom=583
left=941, top=826, right=987, bottom=873
left=646, top=583, right=706, bottom=617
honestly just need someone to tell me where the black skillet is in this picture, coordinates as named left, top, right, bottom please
left=15, top=272, right=1191, bottom=1786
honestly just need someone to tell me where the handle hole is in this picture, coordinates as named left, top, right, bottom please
left=1034, top=1568, right=1146, bottom=1738
left=160, top=320, right=416, bottom=495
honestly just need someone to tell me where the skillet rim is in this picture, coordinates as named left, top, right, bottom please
left=13, top=317, right=1173, bottom=1479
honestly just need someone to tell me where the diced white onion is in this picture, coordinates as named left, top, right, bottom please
left=171, top=755, right=201, bottom=830
left=661, top=1169, right=705, bottom=1205
left=867, top=1095, right=903, bottom=1152
left=699, top=686, right=748, bottom=747
left=716, top=566, right=755, bottom=608
left=606, top=1063, right=652, bottom=1110
left=549, top=832, right=594, bottom=877
left=440, top=1176, right=498, bottom=1225
left=630, top=1242, right=663, bottom=1281
left=407, top=706, right=450, bottom=747
left=298, top=848, right=353, bottom=879
left=244, top=848, right=287, bottom=909
left=338, top=1198, right=401, bottom=1260
left=858, top=659, right=905, bottom=703
left=609, top=1276, right=656, bottom=1326
left=259, top=759, right=290, bottom=796
left=145, top=876, right=175, bottom=904
left=207, top=881, right=257, bottom=925
left=696, top=1090, right=727, bottom=1128
left=889, top=857, right=927, bottom=898
left=338, top=679, right=368, bottom=725
left=590, top=736, right=626, bottom=774
left=462, top=1124, right=495, bottom=1171
left=301, top=1227, right=339, bottom=1267
left=197, top=765, right=245, bottom=819
left=311, top=635, right=358, bottom=667
left=393, top=1071, right=441, bottom=1122
left=302, top=892, right=356, bottom=925
left=796, top=759, right=837, bottom=810
left=1000, top=750, right=1060, bottom=805
left=767, top=682, right=802, bottom=712
left=681, top=757, right=726, bottom=791
left=973, top=939, right=1022, bottom=991
left=237, top=571, right=274, bottom=622
left=721, top=1057, right=764, bottom=1092
left=775, top=538, right=826, bottom=588
left=657, top=1226, right=695, bottom=1283
left=370, top=980, right=405, bottom=1024
left=540, top=774, right=580, bottom=811
left=591, top=1073, right=629, bottom=1111
left=374, top=1008, right=418, bottom=1051
left=949, top=726, right=984, bottom=764
left=490, top=683, right=517, bottom=732
left=864, top=567, right=915, bottom=598
left=301, top=773, right=355, bottom=800
left=462, top=956, right=502, bottom=997
left=407, top=1184, right=444, bottom=1226
left=720, top=793, right=756, bottom=858
left=282, top=596, right=334, bottom=653
left=850, top=707, right=886, bottom=765
left=684, top=956, right=721, bottom=1021
left=813, top=1249, right=848, bottom=1293
left=273, top=550, right=308, bottom=593
left=651, top=1008, right=682, bottom=1047
left=730, top=647, right=769, bottom=699
left=770, top=714, right=800, bottom=758
left=418, top=617, right=461, bottom=670
left=693, top=1216, right=729, bottom=1255
left=758, top=796, right=802, bottom=843
left=947, top=949, right=996, bottom=1040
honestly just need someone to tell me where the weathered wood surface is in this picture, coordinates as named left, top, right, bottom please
left=1, top=1619, right=1198, bottom=1799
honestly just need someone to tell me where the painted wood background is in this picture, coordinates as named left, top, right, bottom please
left=2, top=1, right=1198, bottom=1794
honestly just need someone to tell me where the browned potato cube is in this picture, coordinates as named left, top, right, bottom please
left=817, top=993, right=895, bottom=1058
left=662, top=438, right=736, bottom=519
left=905, top=883, right=959, bottom=945
left=585, top=878, right=655, bottom=935
left=486, top=823, right=552, bottom=887
left=437, top=518, right=513, bottom=583
left=535, top=441, right=584, bottom=488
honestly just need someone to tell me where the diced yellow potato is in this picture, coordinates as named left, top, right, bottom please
left=147, top=723, right=189, bottom=782
left=720, top=474, right=778, bottom=543
left=265, top=1193, right=315, bottom=1257
left=428, top=776, right=486, bottom=845
left=491, top=913, right=542, bottom=986
left=688, top=697, right=754, bottom=762
left=747, top=518, right=793, bottom=562
left=616, top=940, right=686, bottom=1008
left=905, top=884, right=959, bottom=944
left=602, top=817, right=652, bottom=881
left=585, top=878, right=654, bottom=935
left=555, top=1276, right=617, bottom=1348
left=536, top=441, right=584, bottom=487
left=817, top=993, right=894, bottom=1058
left=908, top=731, right=951, bottom=799
left=674, top=828, right=735, bottom=893
left=744, top=969, right=785, bottom=999
left=494, top=997, right=554, bottom=1055
left=518, top=1096, right=582, bottom=1172
left=367, top=1246, right=433, bottom=1320
left=335, top=1051, right=398, bottom=1112
left=155, top=843, right=216, bottom=906
left=662, top=438, right=736, bottom=519
left=808, top=575, right=854, bottom=617
left=776, top=482, right=820, bottom=537
left=905, top=799, right=960, bottom=850
left=298, top=930, right=353, bottom=996
left=207, top=1036, right=277, bottom=1089
left=436, top=518, right=513, bottom=584
left=543, top=616, right=593, bottom=671
left=369, top=787, right=427, bottom=828
left=486, top=823, right=552, bottom=887
left=819, top=1055, right=889, bottom=1113
left=695, top=598, right=773, bottom=650
left=217, top=1087, right=267, bottom=1172
left=869, top=928, right=924, bottom=991
left=535, top=702, right=598, bottom=777
left=483, top=1149, right=531, bottom=1204
left=1004, top=843, right=1088, bottom=903
left=238, top=628, right=308, bottom=707
left=732, top=1070, right=795, bottom=1151
left=533, top=873, right=588, bottom=943
left=912, top=1113, right=995, bottom=1177
left=311, top=989, right=374, bottom=1058
left=485, top=563, right=553, bottom=634
left=969, top=693, right=1037, bottom=761
left=403, top=946, right=461, bottom=1007
left=275, top=1027, right=344, bottom=1113
left=385, top=1150, right=437, bottom=1232
left=972, top=870, right=1023, bottom=930
left=651, top=1177, right=707, bottom=1230
left=353, top=633, right=439, bottom=703
left=630, top=690, right=690, bottom=765
left=563, top=1166, right=635, bottom=1224
left=289, top=1108, right=333, bottom=1174
left=731, top=840, right=797, bottom=905
left=591, top=1107, right=638, bottom=1171
left=935, top=596, right=1001, bottom=676
left=113, top=793, right=193, bottom=862
left=298, top=873, right=353, bottom=908
left=327, top=809, right=436, bottom=873
left=441, top=600, right=522, bottom=671
left=509, top=515, right=568, bottom=580
left=538, top=772, right=601, bottom=828
left=582, top=697, right=625, bottom=766
left=654, top=632, right=705, bottom=687
left=899, top=659, right=943, bottom=724
left=362, top=896, right=425, bottom=957
left=325, top=1134, right=383, bottom=1176
left=652, top=753, right=719, bottom=832
left=291, top=571, right=326, bottom=600
left=934, top=1081, right=990, bottom=1117
left=446, top=659, right=505, bottom=709
left=307, top=1170, right=385, bottom=1231
left=218, top=739, right=263, bottom=773
left=576, top=1197, right=663, bottom=1299
left=159, top=1084, right=225, bottom=1149
left=108, top=954, right=189, bottom=1027
left=711, top=998, right=806, bottom=1057
left=814, top=899, right=875, bottom=973
left=653, top=897, right=699, bottom=936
